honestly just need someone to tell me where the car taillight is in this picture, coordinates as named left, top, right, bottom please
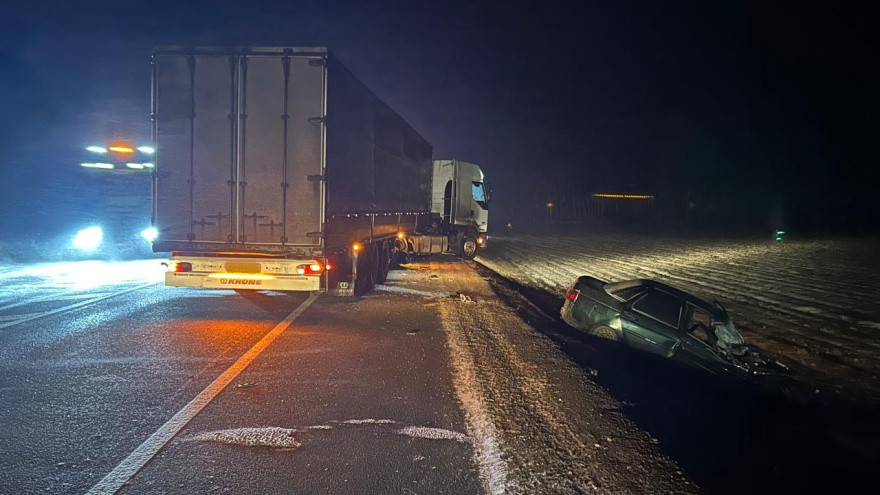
left=565, top=288, right=579, bottom=301
left=168, top=261, right=192, bottom=273
left=296, top=263, right=323, bottom=275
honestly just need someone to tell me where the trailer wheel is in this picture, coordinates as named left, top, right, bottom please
left=459, top=233, right=478, bottom=260
left=377, top=241, right=389, bottom=284
left=354, top=245, right=374, bottom=296
left=370, top=243, right=382, bottom=286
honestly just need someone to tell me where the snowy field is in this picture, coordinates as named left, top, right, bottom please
left=477, top=233, right=880, bottom=393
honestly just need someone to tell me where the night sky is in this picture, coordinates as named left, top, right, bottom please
left=1, top=0, right=876, bottom=243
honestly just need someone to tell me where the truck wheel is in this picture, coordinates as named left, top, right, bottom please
left=370, top=244, right=382, bottom=286
left=459, top=233, right=478, bottom=260
left=354, top=246, right=374, bottom=296
left=377, top=241, right=389, bottom=284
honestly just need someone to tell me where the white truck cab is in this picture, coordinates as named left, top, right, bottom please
left=431, top=159, right=490, bottom=258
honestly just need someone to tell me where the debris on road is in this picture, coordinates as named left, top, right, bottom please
left=234, top=382, right=255, bottom=389
left=458, top=293, right=477, bottom=303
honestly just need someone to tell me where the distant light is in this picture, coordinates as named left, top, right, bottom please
left=72, top=226, right=103, bottom=251
left=592, top=193, right=655, bottom=200
left=352, top=242, right=362, bottom=252
left=86, top=146, right=107, bottom=153
left=142, top=162, right=154, bottom=168
left=126, top=163, right=144, bottom=169
left=397, top=232, right=406, bottom=239
left=140, top=227, right=158, bottom=243
left=546, top=202, right=554, bottom=208
left=81, top=162, right=114, bottom=169
left=108, top=146, right=134, bottom=153
left=137, top=146, right=155, bottom=154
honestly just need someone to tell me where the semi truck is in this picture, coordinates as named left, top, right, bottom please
left=150, top=46, right=489, bottom=295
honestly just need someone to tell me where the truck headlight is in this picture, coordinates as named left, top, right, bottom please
left=141, top=227, right=159, bottom=243
left=73, top=226, right=103, bottom=251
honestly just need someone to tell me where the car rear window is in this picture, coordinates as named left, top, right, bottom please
left=611, top=286, right=646, bottom=301
left=632, top=290, right=683, bottom=328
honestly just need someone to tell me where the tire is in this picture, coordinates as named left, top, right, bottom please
left=591, top=324, right=620, bottom=342
left=459, top=233, right=478, bottom=260
left=354, top=245, right=374, bottom=296
left=377, top=241, right=390, bottom=283
left=370, top=244, right=382, bottom=286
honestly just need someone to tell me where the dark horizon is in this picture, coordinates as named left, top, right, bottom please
left=1, top=0, right=876, bottom=240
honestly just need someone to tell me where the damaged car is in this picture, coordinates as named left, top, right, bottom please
left=561, top=276, right=776, bottom=377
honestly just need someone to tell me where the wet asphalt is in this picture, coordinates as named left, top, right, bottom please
left=0, top=273, right=478, bottom=494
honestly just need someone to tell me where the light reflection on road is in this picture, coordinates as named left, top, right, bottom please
left=0, top=259, right=165, bottom=290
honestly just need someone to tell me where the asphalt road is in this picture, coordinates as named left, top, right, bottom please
left=0, top=257, right=697, bottom=495
left=0, top=261, right=479, bottom=494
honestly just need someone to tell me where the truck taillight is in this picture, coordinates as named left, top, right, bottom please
left=168, top=261, right=192, bottom=273
left=297, top=263, right=323, bottom=275
left=565, top=288, right=579, bottom=301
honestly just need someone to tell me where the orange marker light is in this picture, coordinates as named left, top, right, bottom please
left=108, top=145, right=135, bottom=154
left=397, top=232, right=405, bottom=239
left=352, top=243, right=362, bottom=252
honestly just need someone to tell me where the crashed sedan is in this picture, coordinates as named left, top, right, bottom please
left=561, top=276, right=766, bottom=376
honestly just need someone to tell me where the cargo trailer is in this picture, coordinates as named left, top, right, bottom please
left=150, top=46, right=489, bottom=294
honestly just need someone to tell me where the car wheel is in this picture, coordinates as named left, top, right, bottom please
left=591, top=324, right=620, bottom=342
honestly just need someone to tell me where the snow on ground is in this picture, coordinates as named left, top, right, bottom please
left=416, top=261, right=695, bottom=494
left=478, top=233, right=880, bottom=392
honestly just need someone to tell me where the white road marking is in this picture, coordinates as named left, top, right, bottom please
left=396, top=426, right=469, bottom=443
left=0, top=312, right=43, bottom=322
left=338, top=418, right=397, bottom=425
left=0, top=283, right=158, bottom=330
left=184, top=427, right=301, bottom=449
left=86, top=292, right=320, bottom=495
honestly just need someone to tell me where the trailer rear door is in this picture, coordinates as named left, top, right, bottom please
left=152, top=48, right=326, bottom=250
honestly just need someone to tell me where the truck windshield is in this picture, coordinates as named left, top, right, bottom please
left=472, top=181, right=489, bottom=209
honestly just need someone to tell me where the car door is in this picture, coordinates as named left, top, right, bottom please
left=676, top=304, right=730, bottom=373
left=622, top=289, right=684, bottom=357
